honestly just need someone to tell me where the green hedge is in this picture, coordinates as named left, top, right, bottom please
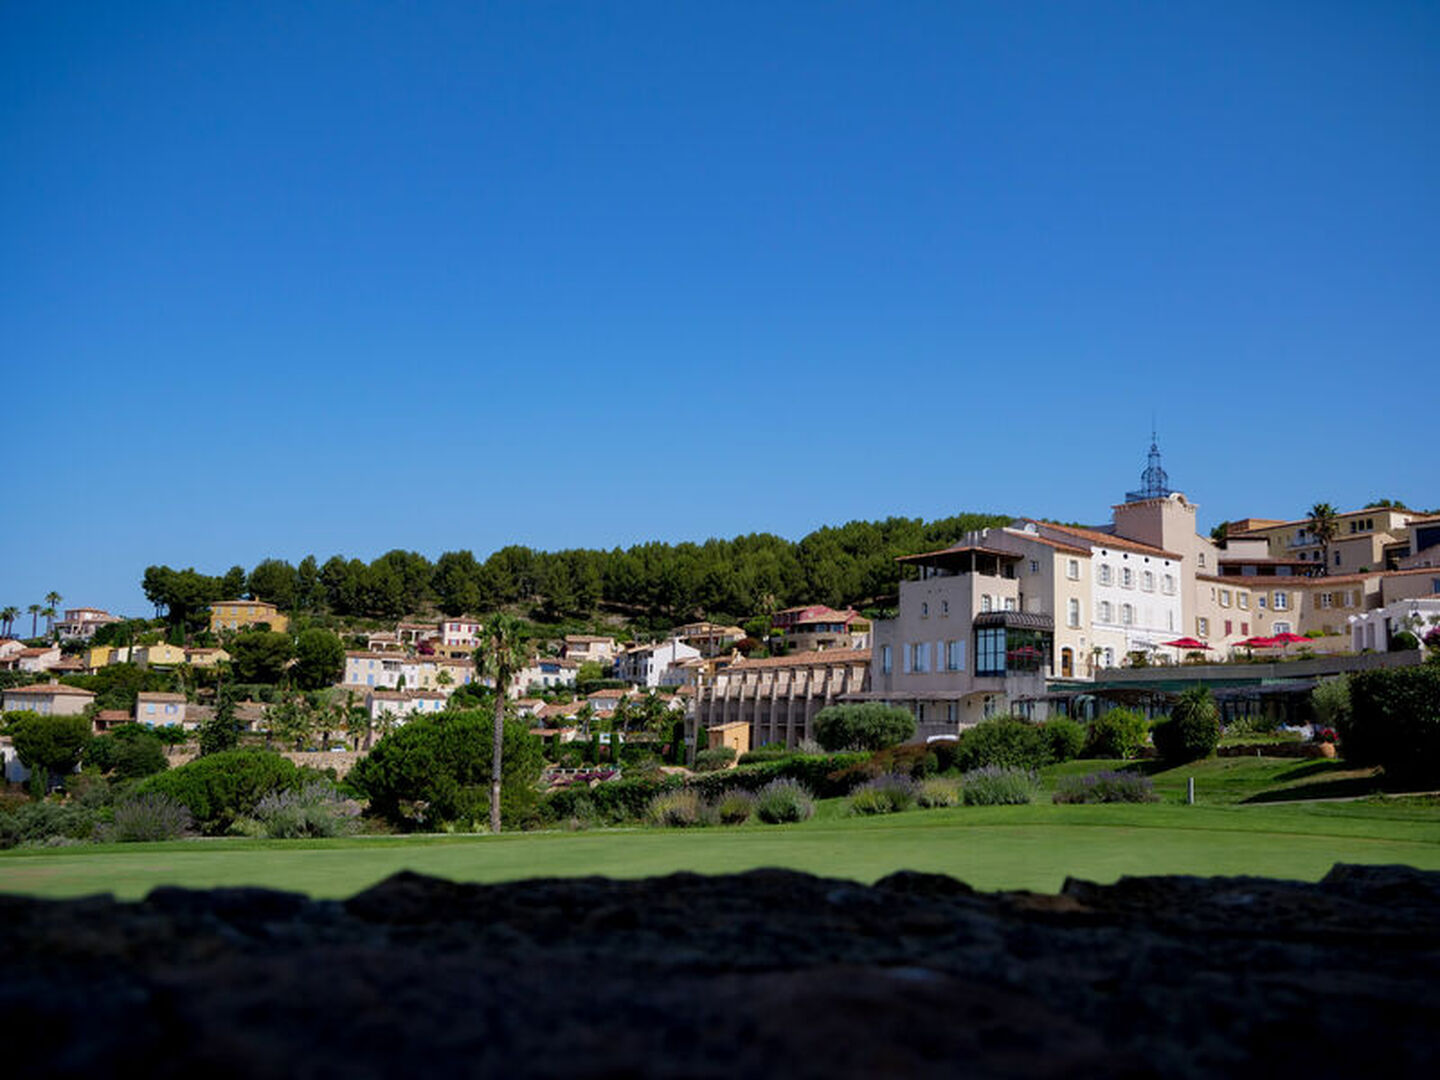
left=684, top=753, right=870, bottom=802
left=543, top=776, right=682, bottom=824
left=1343, top=666, right=1440, bottom=784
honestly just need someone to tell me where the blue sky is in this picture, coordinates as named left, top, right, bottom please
left=2, top=1, right=1436, bottom=618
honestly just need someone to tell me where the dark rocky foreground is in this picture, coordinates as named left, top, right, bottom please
left=2, top=864, right=1438, bottom=1078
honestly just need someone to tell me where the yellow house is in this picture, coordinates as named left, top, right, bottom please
left=184, top=647, right=231, bottom=668
left=86, top=645, right=114, bottom=672
left=209, top=599, right=289, bottom=634
left=133, top=643, right=187, bottom=668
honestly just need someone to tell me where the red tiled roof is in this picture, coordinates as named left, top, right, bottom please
left=897, top=544, right=1023, bottom=564
left=999, top=529, right=1091, bottom=556
left=137, top=692, right=186, bottom=702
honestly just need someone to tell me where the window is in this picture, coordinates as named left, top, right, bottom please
left=1274, top=621, right=1292, bottom=635
left=1067, top=559, right=1080, bottom=580
left=1067, top=598, right=1081, bottom=628
left=1258, top=593, right=1268, bottom=609
left=1142, top=571, right=1154, bottom=592
left=1274, top=591, right=1289, bottom=611
left=1030, top=560, right=1039, bottom=574
left=1098, top=601, right=1113, bottom=623
left=1198, top=553, right=1206, bottom=568
left=1335, top=551, right=1342, bottom=567
left=975, top=628, right=1005, bottom=676
left=921, top=602, right=929, bottom=617
left=1320, top=593, right=1333, bottom=609
left=941, top=600, right=949, bottom=616
left=1238, top=593, right=1249, bottom=610
left=1241, top=622, right=1249, bottom=636
left=1163, top=574, right=1175, bottom=594
left=1197, top=617, right=1209, bottom=637
left=1003, top=597, right=1016, bottom=612
left=1098, top=565, right=1113, bottom=585
left=981, top=594, right=992, bottom=613
left=946, top=703, right=957, bottom=725
left=1219, top=590, right=1231, bottom=608
left=1121, top=603, right=1134, bottom=626
left=1103, top=647, right=1115, bottom=668
left=946, top=640, right=965, bottom=671
left=915, top=703, right=926, bottom=724
left=911, top=642, right=931, bottom=673
left=1121, top=567, right=1134, bottom=588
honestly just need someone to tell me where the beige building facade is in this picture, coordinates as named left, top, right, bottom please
left=689, top=648, right=870, bottom=749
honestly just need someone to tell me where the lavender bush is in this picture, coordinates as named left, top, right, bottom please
left=960, top=766, right=1039, bottom=806
left=1051, top=770, right=1159, bottom=804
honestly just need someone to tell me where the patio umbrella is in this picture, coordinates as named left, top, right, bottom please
left=1270, top=632, right=1310, bottom=646
left=1238, top=636, right=1277, bottom=648
left=1162, top=637, right=1210, bottom=650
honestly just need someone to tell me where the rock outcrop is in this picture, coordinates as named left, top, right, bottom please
left=2, top=864, right=1437, bottom=1077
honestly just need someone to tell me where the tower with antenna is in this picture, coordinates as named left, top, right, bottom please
left=1125, top=426, right=1176, bottom=503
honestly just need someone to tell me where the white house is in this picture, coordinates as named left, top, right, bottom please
left=1349, top=597, right=1440, bottom=654
left=365, top=689, right=448, bottom=723
left=614, top=639, right=702, bottom=688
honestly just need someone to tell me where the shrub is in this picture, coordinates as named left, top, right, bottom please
left=1152, top=686, right=1220, bottom=764
left=694, top=746, right=737, bottom=772
left=753, top=778, right=815, bottom=823
left=956, top=717, right=1051, bottom=772
left=915, top=778, right=959, bottom=808
left=1343, top=666, right=1440, bottom=783
left=960, top=766, right=1038, bottom=806
left=112, top=733, right=169, bottom=780
left=543, top=776, right=681, bottom=825
left=0, top=800, right=97, bottom=848
left=848, top=774, right=918, bottom=815
left=1086, top=709, right=1150, bottom=759
left=737, top=745, right=794, bottom=765
left=928, top=739, right=962, bottom=774
left=249, top=783, right=360, bottom=839
left=812, top=703, right=916, bottom=752
left=1041, top=718, right=1086, bottom=763
left=645, top=789, right=708, bottom=827
left=102, top=792, right=194, bottom=842
left=1052, top=770, right=1159, bottom=804
left=713, top=790, right=756, bottom=825
left=348, top=711, right=545, bottom=831
left=683, top=753, right=871, bottom=803
left=139, top=749, right=312, bottom=835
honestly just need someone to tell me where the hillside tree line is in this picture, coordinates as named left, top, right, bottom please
left=141, top=512, right=1010, bottom=627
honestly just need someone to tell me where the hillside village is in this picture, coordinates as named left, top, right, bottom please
left=3, top=442, right=1439, bottom=768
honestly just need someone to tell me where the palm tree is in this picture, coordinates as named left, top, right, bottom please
left=40, top=607, right=56, bottom=639
left=44, top=592, right=61, bottom=634
left=0, top=606, right=17, bottom=637
left=1308, top=502, right=1340, bottom=577
left=27, top=603, right=41, bottom=639
left=474, top=612, right=528, bottom=834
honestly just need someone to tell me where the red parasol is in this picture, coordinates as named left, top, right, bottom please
left=1239, top=636, right=1277, bottom=648
left=1270, top=632, right=1309, bottom=646
left=1162, top=637, right=1210, bottom=650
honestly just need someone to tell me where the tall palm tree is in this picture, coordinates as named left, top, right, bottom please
left=44, top=592, right=61, bottom=634
left=0, top=606, right=17, bottom=637
left=40, top=607, right=56, bottom=639
left=27, top=603, right=41, bottom=639
left=474, top=613, right=528, bottom=834
left=1308, top=502, right=1340, bottom=577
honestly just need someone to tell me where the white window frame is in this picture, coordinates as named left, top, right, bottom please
left=1067, top=559, right=1080, bottom=580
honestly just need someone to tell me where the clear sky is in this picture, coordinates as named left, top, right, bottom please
left=2, top=1, right=1436, bottom=618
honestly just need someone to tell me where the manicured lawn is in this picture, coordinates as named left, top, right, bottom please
left=2, top=796, right=1437, bottom=901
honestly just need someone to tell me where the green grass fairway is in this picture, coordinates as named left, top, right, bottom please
left=3, top=799, right=1438, bottom=900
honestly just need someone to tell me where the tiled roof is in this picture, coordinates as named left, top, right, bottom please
left=587, top=688, right=633, bottom=699
left=137, top=692, right=186, bottom=702
left=1022, top=520, right=1182, bottom=560
left=897, top=544, right=1024, bottom=564
left=728, top=648, right=871, bottom=671
left=4, top=684, right=95, bottom=698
